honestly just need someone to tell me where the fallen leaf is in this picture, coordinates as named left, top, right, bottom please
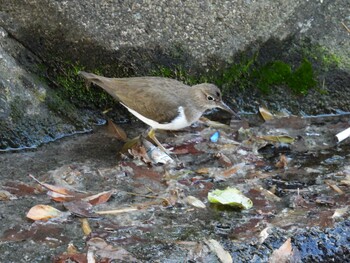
left=275, top=154, right=288, bottom=169
left=67, top=243, right=79, bottom=255
left=325, top=181, right=344, bottom=195
left=332, top=207, right=348, bottom=219
left=1, top=224, right=66, bottom=244
left=171, top=142, right=203, bottom=155
left=64, top=200, right=98, bottom=218
left=29, top=174, right=74, bottom=195
left=208, top=187, right=253, bottom=209
left=222, top=166, right=239, bottom=177
left=195, top=167, right=210, bottom=174
left=3, top=181, right=43, bottom=196
left=87, top=237, right=139, bottom=262
left=26, top=205, right=63, bottom=221
left=82, top=190, right=114, bottom=205
left=106, top=119, right=128, bottom=142
left=200, top=117, right=232, bottom=129
left=258, top=135, right=295, bottom=144
left=54, top=253, right=87, bottom=263
left=185, top=196, right=206, bottom=209
left=269, top=238, right=293, bottom=263
left=128, top=143, right=152, bottom=164
left=340, top=180, right=350, bottom=186
left=259, top=106, right=274, bottom=121
left=0, top=190, right=17, bottom=201
left=47, top=190, right=76, bottom=202
left=259, top=226, right=271, bottom=244
left=80, top=218, right=92, bottom=235
left=216, top=153, right=232, bottom=167
left=205, top=239, right=232, bottom=263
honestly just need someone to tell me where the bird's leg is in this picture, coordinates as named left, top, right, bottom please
left=120, top=135, right=141, bottom=153
left=143, top=128, right=170, bottom=154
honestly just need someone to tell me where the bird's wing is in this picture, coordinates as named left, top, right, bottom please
left=114, top=77, right=189, bottom=124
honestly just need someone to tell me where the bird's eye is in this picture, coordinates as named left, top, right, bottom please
left=207, top=95, right=214, bottom=101
left=216, top=92, right=220, bottom=97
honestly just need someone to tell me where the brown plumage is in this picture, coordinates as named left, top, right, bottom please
left=79, top=71, right=236, bottom=130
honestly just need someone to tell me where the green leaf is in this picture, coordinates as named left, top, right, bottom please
left=208, top=187, right=253, bottom=209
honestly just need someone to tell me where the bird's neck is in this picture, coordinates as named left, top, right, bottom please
left=184, top=88, right=208, bottom=124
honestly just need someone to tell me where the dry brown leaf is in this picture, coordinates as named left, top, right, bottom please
left=269, top=238, right=292, bottom=263
left=106, top=119, right=128, bottom=142
left=128, top=144, right=152, bottom=164
left=63, top=200, right=98, bottom=218
left=216, top=153, right=232, bottom=167
left=205, top=239, right=232, bottom=263
left=325, top=181, right=344, bottom=195
left=196, top=167, right=210, bottom=174
left=222, top=165, right=239, bottom=177
left=67, top=243, right=79, bottom=255
left=47, top=190, right=76, bottom=202
left=0, top=190, right=17, bottom=201
left=259, top=106, right=274, bottom=121
left=87, top=237, right=139, bottom=262
left=54, top=252, right=87, bottom=263
left=29, top=174, right=74, bottom=195
left=82, top=190, right=113, bottom=205
left=26, top=204, right=63, bottom=221
left=80, top=218, right=92, bottom=235
left=275, top=154, right=288, bottom=169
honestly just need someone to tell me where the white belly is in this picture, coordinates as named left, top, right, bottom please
left=122, top=104, right=191, bottom=130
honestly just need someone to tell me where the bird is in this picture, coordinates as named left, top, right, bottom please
left=79, top=71, right=239, bottom=152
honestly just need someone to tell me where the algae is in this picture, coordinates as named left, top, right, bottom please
left=153, top=55, right=316, bottom=95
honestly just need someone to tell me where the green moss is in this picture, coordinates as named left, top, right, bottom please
left=301, top=44, right=343, bottom=70
left=152, top=54, right=316, bottom=95
left=253, top=61, right=291, bottom=94
left=287, top=59, right=317, bottom=94
left=52, top=61, right=116, bottom=109
left=253, top=59, right=316, bottom=94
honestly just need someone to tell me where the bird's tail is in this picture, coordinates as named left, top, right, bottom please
left=78, top=71, right=107, bottom=86
left=78, top=71, right=119, bottom=99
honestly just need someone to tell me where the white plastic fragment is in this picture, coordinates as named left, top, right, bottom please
left=336, top=127, right=350, bottom=143
left=142, top=139, right=175, bottom=164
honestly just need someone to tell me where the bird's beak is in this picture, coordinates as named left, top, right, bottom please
left=218, top=101, right=241, bottom=119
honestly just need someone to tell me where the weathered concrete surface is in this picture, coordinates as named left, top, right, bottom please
left=0, top=0, right=349, bottom=70
left=0, top=27, right=103, bottom=151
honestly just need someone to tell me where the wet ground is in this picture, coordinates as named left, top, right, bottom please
left=0, top=112, right=349, bottom=262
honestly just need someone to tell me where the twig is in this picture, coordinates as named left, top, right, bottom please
left=95, top=207, right=138, bottom=215
left=341, top=21, right=350, bottom=33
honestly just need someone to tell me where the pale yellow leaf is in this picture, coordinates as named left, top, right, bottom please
left=206, top=239, right=232, bottom=263
left=26, top=204, right=63, bottom=221
left=259, top=106, right=274, bottom=121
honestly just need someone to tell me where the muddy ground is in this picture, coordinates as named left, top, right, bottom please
left=0, top=112, right=349, bottom=262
